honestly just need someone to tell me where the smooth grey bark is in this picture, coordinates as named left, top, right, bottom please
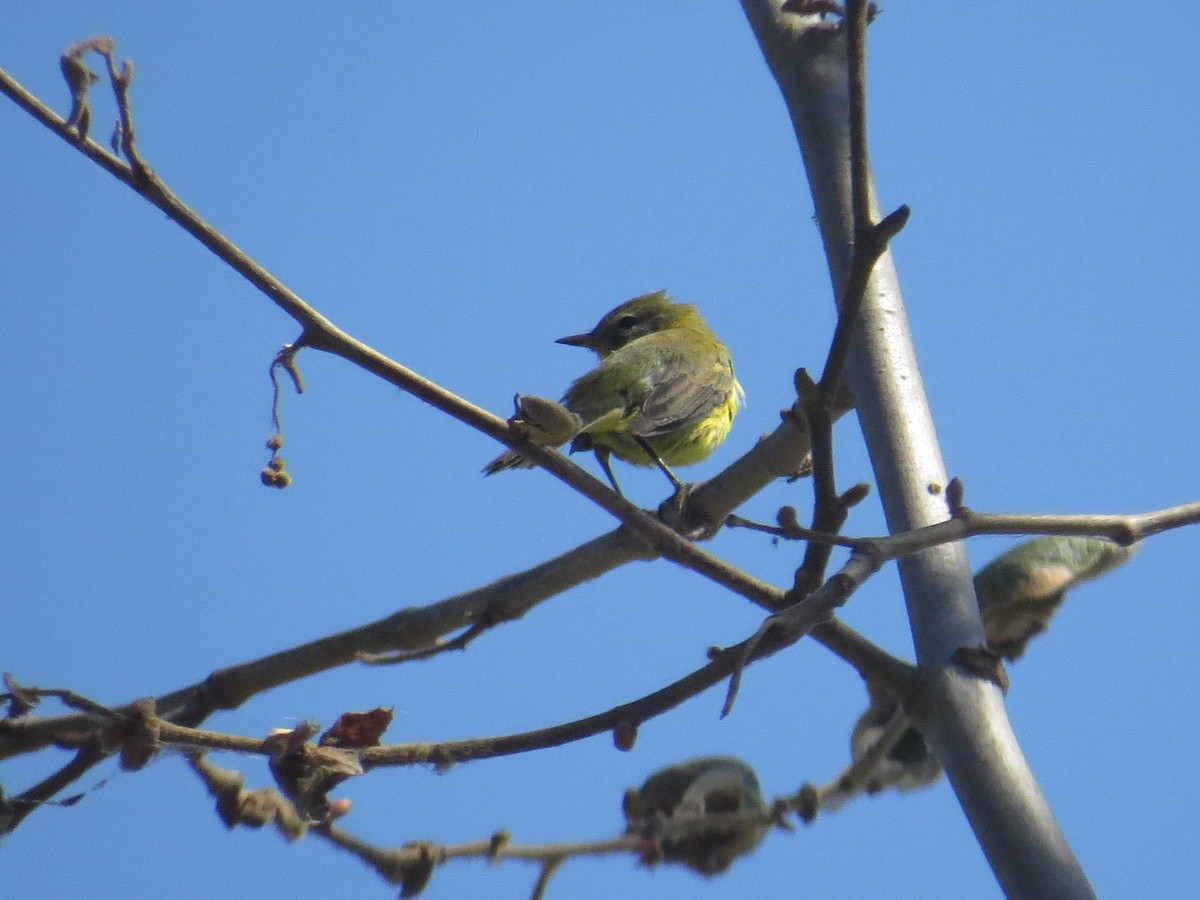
left=737, top=5, right=1096, bottom=897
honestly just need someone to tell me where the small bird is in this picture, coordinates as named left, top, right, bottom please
left=482, top=291, right=743, bottom=494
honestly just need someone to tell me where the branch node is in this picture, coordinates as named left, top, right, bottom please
left=950, top=645, right=1010, bottom=694
left=613, top=719, right=638, bottom=752
left=486, top=829, right=511, bottom=860
left=98, top=697, right=160, bottom=771
left=946, top=477, right=967, bottom=516
left=794, top=783, right=820, bottom=824
left=875, top=203, right=911, bottom=241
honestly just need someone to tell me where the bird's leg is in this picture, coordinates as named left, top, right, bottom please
left=634, top=436, right=683, bottom=493
left=594, top=448, right=624, bottom=496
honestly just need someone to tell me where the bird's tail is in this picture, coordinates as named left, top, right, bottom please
left=482, top=448, right=536, bottom=476
left=483, top=395, right=584, bottom=477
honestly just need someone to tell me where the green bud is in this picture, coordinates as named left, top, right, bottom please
left=849, top=694, right=942, bottom=798
left=623, top=756, right=768, bottom=876
left=975, top=536, right=1139, bottom=660
left=509, top=394, right=583, bottom=446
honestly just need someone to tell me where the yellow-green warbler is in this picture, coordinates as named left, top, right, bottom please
left=483, top=291, right=742, bottom=493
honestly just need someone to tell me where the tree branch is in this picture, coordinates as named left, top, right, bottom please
left=731, top=485, right=1197, bottom=556
left=738, top=3, right=1098, bottom=896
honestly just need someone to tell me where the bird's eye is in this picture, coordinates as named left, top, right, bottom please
left=616, top=315, right=638, bottom=330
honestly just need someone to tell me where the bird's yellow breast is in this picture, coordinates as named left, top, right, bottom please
left=593, top=377, right=743, bottom=467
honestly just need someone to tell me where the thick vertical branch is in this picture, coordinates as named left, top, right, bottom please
left=738, top=4, right=1096, bottom=897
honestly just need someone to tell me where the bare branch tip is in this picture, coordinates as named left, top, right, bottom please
left=613, top=720, right=638, bottom=752
left=877, top=203, right=911, bottom=239
left=777, top=506, right=800, bottom=530
left=793, top=368, right=822, bottom=406
left=838, top=482, right=872, bottom=509
left=117, top=59, right=135, bottom=88
left=1112, top=522, right=1140, bottom=547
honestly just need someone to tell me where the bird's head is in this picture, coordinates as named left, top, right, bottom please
left=556, top=291, right=702, bottom=357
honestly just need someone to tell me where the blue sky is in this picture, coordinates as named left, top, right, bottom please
left=3, top=4, right=1198, bottom=898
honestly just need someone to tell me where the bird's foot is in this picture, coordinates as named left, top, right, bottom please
left=656, top=481, right=720, bottom=540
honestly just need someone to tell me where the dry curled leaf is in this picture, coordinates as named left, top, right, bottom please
left=266, top=723, right=362, bottom=822
left=320, top=708, right=394, bottom=748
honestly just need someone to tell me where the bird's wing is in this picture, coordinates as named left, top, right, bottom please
left=561, top=333, right=733, bottom=438
left=622, top=329, right=737, bottom=438
left=628, top=358, right=730, bottom=438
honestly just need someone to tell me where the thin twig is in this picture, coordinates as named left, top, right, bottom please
left=816, top=0, right=912, bottom=399
left=356, top=622, right=912, bottom=768
left=357, top=623, right=489, bottom=665
left=530, top=857, right=565, bottom=900
left=731, top=486, right=1200, bottom=555
left=726, top=512, right=861, bottom=548
left=315, top=820, right=639, bottom=895
left=788, top=371, right=852, bottom=602
left=846, top=0, right=870, bottom=231
left=808, top=703, right=910, bottom=812
left=818, top=204, right=910, bottom=398
left=0, top=742, right=109, bottom=832
left=2, top=623, right=910, bottom=775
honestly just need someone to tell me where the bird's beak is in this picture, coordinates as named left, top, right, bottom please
left=555, top=332, right=594, bottom=348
